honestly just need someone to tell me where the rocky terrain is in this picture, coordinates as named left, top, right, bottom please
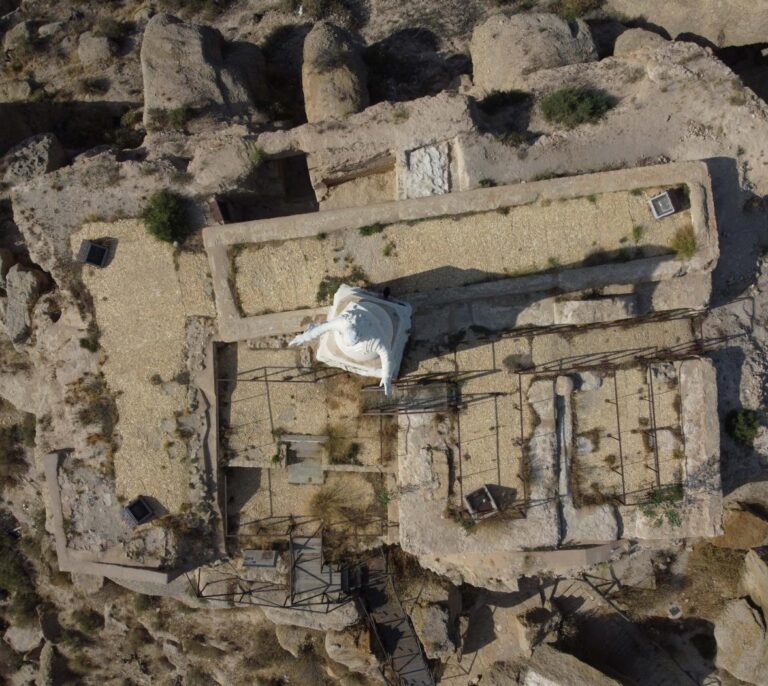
left=1, top=0, right=768, bottom=685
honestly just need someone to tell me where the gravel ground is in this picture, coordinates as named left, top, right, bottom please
left=72, top=220, right=215, bottom=513
left=233, top=189, right=692, bottom=315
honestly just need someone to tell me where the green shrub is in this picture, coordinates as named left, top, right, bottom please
left=79, top=77, right=110, bottom=96
left=72, top=609, right=104, bottom=633
left=359, top=223, right=385, bottom=236
left=639, top=484, right=683, bottom=527
left=540, top=87, right=615, bottom=127
left=147, top=106, right=193, bottom=131
left=316, top=265, right=367, bottom=304
left=93, top=17, right=126, bottom=40
left=142, top=190, right=188, bottom=243
left=479, top=178, right=497, bottom=188
left=671, top=224, right=696, bottom=259
left=726, top=409, right=760, bottom=445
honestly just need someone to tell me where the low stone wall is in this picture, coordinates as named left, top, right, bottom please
left=204, top=161, right=718, bottom=343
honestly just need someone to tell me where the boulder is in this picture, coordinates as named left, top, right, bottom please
left=302, top=22, right=368, bottom=123
left=3, top=20, right=33, bottom=53
left=714, top=598, right=768, bottom=685
left=0, top=79, right=32, bottom=101
left=410, top=603, right=457, bottom=661
left=470, top=13, right=597, bottom=92
left=3, top=624, right=43, bottom=652
left=3, top=264, right=49, bottom=343
left=77, top=31, right=115, bottom=67
left=744, top=547, right=768, bottom=613
left=140, top=13, right=262, bottom=126
left=604, top=0, right=768, bottom=47
left=711, top=509, right=768, bottom=550
left=613, top=28, right=667, bottom=56
left=38, top=22, right=65, bottom=39
left=2, top=133, right=67, bottom=185
left=526, top=644, right=621, bottom=685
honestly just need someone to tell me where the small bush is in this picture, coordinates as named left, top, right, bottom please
left=540, top=87, right=615, bottom=128
left=726, top=409, right=760, bottom=445
left=479, top=178, right=497, bottom=188
left=93, top=17, right=126, bottom=40
left=142, top=190, right=188, bottom=243
left=147, top=106, right=193, bottom=131
left=72, top=609, right=104, bottom=633
left=671, top=224, right=696, bottom=259
left=359, top=223, right=385, bottom=236
left=639, top=484, right=683, bottom=527
left=79, top=335, right=100, bottom=352
left=79, top=77, right=110, bottom=96
left=316, top=265, right=368, bottom=304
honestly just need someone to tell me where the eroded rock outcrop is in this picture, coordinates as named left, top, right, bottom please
left=613, top=28, right=667, bottom=56
left=410, top=603, right=457, bottom=660
left=714, top=598, right=768, bottom=685
left=2, top=133, right=66, bottom=185
left=302, top=22, right=368, bottom=123
left=140, top=13, right=266, bottom=126
left=604, top=0, right=768, bottom=47
left=470, top=13, right=597, bottom=92
left=3, top=264, right=49, bottom=343
left=745, top=547, right=768, bottom=613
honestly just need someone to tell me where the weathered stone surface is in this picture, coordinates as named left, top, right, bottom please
left=77, top=31, right=115, bottom=67
left=274, top=624, right=314, bottom=658
left=604, top=0, right=768, bottom=47
left=140, top=13, right=260, bottom=125
left=614, top=28, right=668, bottom=56
left=2, top=133, right=67, bottom=185
left=3, top=624, right=43, bottom=652
left=302, top=22, right=368, bottom=123
left=71, top=572, right=105, bottom=594
left=325, top=628, right=381, bottom=680
left=410, top=604, right=457, bottom=661
left=3, top=264, right=49, bottom=343
left=470, top=13, right=597, bottom=92
left=712, top=509, right=768, bottom=550
left=398, top=142, right=451, bottom=199
left=744, top=547, right=768, bottom=613
left=714, top=598, right=768, bottom=684
left=0, top=248, right=16, bottom=289
left=263, top=601, right=359, bottom=631
left=526, top=644, right=621, bottom=685
left=38, top=640, right=55, bottom=686
left=3, top=20, right=33, bottom=53
left=554, top=296, right=637, bottom=326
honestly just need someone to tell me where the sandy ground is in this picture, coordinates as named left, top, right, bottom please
left=572, top=363, right=684, bottom=505
left=233, top=189, right=691, bottom=315
left=72, top=220, right=215, bottom=512
left=222, top=345, right=383, bottom=466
